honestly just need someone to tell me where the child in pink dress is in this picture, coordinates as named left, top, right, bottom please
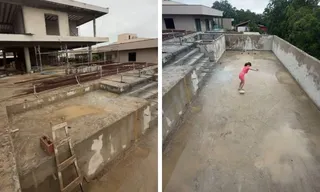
left=238, top=62, right=258, bottom=91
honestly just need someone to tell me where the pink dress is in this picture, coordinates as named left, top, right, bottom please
left=239, top=66, right=250, bottom=81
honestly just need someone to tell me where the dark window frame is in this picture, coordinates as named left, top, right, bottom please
left=164, top=18, right=175, bottom=29
left=128, top=52, right=136, bottom=62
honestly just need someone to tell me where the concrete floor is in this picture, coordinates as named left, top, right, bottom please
left=163, top=51, right=320, bottom=192
left=87, top=126, right=158, bottom=192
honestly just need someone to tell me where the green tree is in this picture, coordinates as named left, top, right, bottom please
left=264, top=0, right=320, bottom=59
left=212, top=0, right=236, bottom=18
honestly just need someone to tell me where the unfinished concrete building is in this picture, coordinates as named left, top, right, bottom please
left=162, top=32, right=320, bottom=191
left=73, top=33, right=158, bottom=64
left=0, top=0, right=109, bottom=75
left=162, top=0, right=231, bottom=32
left=0, top=1, right=158, bottom=192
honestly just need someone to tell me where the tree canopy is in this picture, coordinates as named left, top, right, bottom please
left=212, top=0, right=320, bottom=59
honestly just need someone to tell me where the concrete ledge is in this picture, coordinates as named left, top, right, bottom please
left=100, top=75, right=154, bottom=94
left=162, top=43, right=196, bottom=65
left=198, top=34, right=226, bottom=62
left=162, top=59, right=213, bottom=142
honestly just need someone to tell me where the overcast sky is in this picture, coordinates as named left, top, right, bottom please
left=76, top=0, right=158, bottom=44
left=179, top=0, right=270, bottom=14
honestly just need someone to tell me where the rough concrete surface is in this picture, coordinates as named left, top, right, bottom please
left=225, top=34, right=273, bottom=51
left=87, top=126, right=157, bottom=192
left=198, top=34, right=226, bottom=62
left=163, top=51, right=320, bottom=192
left=10, top=90, right=148, bottom=187
left=0, top=68, right=65, bottom=101
left=272, top=36, right=320, bottom=109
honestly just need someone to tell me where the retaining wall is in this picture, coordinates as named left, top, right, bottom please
left=162, top=67, right=197, bottom=141
left=225, top=34, right=273, bottom=51
left=198, top=35, right=226, bottom=62
left=272, top=36, right=320, bottom=108
left=21, top=107, right=148, bottom=191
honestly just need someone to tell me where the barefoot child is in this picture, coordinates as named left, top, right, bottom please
left=238, top=62, right=258, bottom=91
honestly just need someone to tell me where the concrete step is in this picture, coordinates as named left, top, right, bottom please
left=172, top=48, right=200, bottom=66
left=195, top=57, right=210, bottom=77
left=140, top=88, right=158, bottom=100
left=185, top=52, right=205, bottom=66
left=100, top=75, right=154, bottom=94
left=163, top=43, right=196, bottom=65
left=127, top=82, right=157, bottom=97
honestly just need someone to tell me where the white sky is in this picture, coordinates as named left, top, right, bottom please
left=179, top=0, right=270, bottom=14
left=76, top=0, right=158, bottom=44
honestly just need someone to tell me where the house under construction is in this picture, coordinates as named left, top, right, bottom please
left=0, top=0, right=109, bottom=75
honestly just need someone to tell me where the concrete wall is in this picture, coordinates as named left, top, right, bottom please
left=225, top=34, right=273, bottom=51
left=19, top=105, right=148, bottom=190
left=272, top=36, right=320, bottom=108
left=22, top=6, right=70, bottom=36
left=222, top=18, right=233, bottom=30
left=162, top=15, right=214, bottom=32
left=198, top=34, right=226, bottom=62
left=162, top=68, right=197, bottom=141
left=118, top=33, right=138, bottom=42
left=237, top=26, right=248, bottom=32
left=163, top=5, right=223, bottom=17
left=118, top=48, right=158, bottom=63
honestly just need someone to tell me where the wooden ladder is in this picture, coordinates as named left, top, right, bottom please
left=52, top=122, right=84, bottom=192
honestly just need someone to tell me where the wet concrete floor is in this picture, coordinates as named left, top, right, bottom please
left=87, top=126, right=158, bottom=192
left=163, top=51, right=320, bottom=192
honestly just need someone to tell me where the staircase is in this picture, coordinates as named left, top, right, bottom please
left=126, top=80, right=158, bottom=130
left=164, top=46, right=216, bottom=89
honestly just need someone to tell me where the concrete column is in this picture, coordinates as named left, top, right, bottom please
left=221, top=18, right=223, bottom=29
left=65, top=45, right=69, bottom=67
left=24, top=47, right=31, bottom=73
left=103, top=52, right=106, bottom=63
left=88, top=46, right=92, bottom=62
left=2, top=50, right=6, bottom=67
left=93, top=18, right=96, bottom=37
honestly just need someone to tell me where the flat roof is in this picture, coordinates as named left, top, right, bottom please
left=96, top=38, right=158, bottom=53
left=162, top=0, right=186, bottom=5
left=163, top=4, right=223, bottom=17
left=0, top=34, right=109, bottom=49
left=0, top=0, right=109, bottom=26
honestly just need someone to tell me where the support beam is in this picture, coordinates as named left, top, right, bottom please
left=2, top=50, right=6, bottom=67
left=24, top=47, right=31, bottom=73
left=88, top=46, right=92, bottom=62
left=65, top=45, right=69, bottom=67
left=93, top=18, right=96, bottom=37
left=37, top=46, right=42, bottom=72
left=34, top=46, right=39, bottom=70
